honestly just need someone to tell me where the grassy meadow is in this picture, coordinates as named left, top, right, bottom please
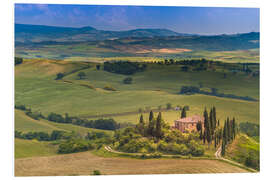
left=15, top=138, right=58, bottom=159
left=14, top=56, right=259, bottom=175
left=15, top=59, right=259, bottom=126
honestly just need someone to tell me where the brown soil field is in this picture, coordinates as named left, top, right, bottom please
left=135, top=48, right=192, bottom=54
left=15, top=151, right=249, bottom=176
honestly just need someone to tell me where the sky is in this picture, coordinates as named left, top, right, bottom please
left=15, top=4, right=260, bottom=35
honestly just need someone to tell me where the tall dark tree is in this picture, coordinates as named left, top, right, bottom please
left=232, top=117, right=236, bottom=140
left=223, top=120, right=227, bottom=145
left=139, top=114, right=144, bottom=124
left=209, top=108, right=213, bottom=135
left=155, top=112, right=163, bottom=139
left=181, top=108, right=187, bottom=118
left=196, top=121, right=202, bottom=132
left=203, top=108, right=211, bottom=148
left=221, top=140, right=226, bottom=156
left=226, top=118, right=231, bottom=142
left=148, top=110, right=155, bottom=136
left=213, top=106, right=217, bottom=129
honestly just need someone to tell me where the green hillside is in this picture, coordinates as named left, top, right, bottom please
left=225, top=134, right=260, bottom=170
left=15, top=59, right=259, bottom=126
left=15, top=138, right=58, bottom=159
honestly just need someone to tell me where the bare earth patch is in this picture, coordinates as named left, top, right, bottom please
left=136, top=48, right=192, bottom=54
left=15, top=151, right=248, bottom=176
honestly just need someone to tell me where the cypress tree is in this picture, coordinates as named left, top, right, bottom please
left=139, top=114, right=144, bottom=124
left=155, top=112, right=163, bottom=139
left=148, top=111, right=154, bottom=136
left=221, top=140, right=226, bottom=156
left=181, top=108, right=187, bottom=118
left=214, top=134, right=217, bottom=148
left=199, top=129, right=203, bottom=140
left=213, top=106, right=217, bottom=129
left=209, top=108, right=213, bottom=134
left=226, top=118, right=231, bottom=142
left=223, top=120, right=227, bottom=145
left=204, top=108, right=211, bottom=148
left=196, top=121, right=202, bottom=132
left=203, top=130, right=206, bottom=144
left=232, top=117, right=236, bottom=140
left=203, top=108, right=208, bottom=130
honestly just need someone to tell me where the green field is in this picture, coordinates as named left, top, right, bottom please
left=15, top=108, right=113, bottom=136
left=15, top=59, right=259, bottom=127
left=15, top=138, right=58, bottom=159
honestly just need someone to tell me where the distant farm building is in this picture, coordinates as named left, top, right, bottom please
left=174, top=115, right=204, bottom=132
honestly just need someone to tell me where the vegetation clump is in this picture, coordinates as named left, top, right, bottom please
left=104, top=61, right=147, bottom=75
left=103, top=85, right=117, bottom=91
left=15, top=57, right=23, bottom=65
left=113, top=111, right=205, bottom=156
left=58, top=139, right=95, bottom=154
left=123, top=77, right=133, bottom=84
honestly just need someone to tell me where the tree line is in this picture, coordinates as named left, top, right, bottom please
left=103, top=61, right=147, bottom=75
left=179, top=86, right=257, bottom=102
left=15, top=104, right=122, bottom=130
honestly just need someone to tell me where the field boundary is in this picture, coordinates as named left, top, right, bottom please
left=215, top=146, right=257, bottom=173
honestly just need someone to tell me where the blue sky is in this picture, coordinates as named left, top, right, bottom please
left=15, top=4, right=259, bottom=35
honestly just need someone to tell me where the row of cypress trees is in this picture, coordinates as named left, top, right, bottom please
left=221, top=117, right=237, bottom=156
left=137, top=111, right=165, bottom=139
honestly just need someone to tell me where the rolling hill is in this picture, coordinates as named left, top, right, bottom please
left=15, top=24, right=185, bottom=43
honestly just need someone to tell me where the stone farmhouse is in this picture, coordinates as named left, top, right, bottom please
left=174, top=115, right=204, bottom=132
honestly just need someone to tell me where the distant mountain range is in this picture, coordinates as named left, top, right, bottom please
left=15, top=24, right=259, bottom=52
left=15, top=24, right=193, bottom=43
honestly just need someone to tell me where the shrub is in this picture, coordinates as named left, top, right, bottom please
left=78, top=72, right=86, bottom=79
left=55, top=73, right=65, bottom=80
left=92, top=170, right=101, bottom=175
left=166, top=103, right=172, bottom=110
left=15, top=104, right=26, bottom=110
left=79, top=83, right=95, bottom=89
left=15, top=57, right=23, bottom=65
left=25, top=111, right=44, bottom=120
left=57, top=139, right=95, bottom=154
left=179, top=86, right=200, bottom=95
left=103, top=85, right=116, bottom=91
left=123, top=77, right=133, bottom=84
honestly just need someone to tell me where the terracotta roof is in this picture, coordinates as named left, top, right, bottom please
left=175, top=115, right=204, bottom=123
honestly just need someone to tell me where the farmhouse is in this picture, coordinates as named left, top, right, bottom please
left=174, top=115, right=204, bottom=132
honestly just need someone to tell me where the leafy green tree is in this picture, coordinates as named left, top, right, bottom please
left=92, top=170, right=101, bottom=175
left=55, top=73, right=64, bottom=80
left=166, top=103, right=172, bottom=110
left=78, top=72, right=86, bottom=79
left=15, top=57, right=23, bottom=65
left=123, top=77, right=133, bottom=84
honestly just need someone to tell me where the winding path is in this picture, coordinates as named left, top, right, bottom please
left=214, top=146, right=257, bottom=172
left=104, top=145, right=257, bottom=172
